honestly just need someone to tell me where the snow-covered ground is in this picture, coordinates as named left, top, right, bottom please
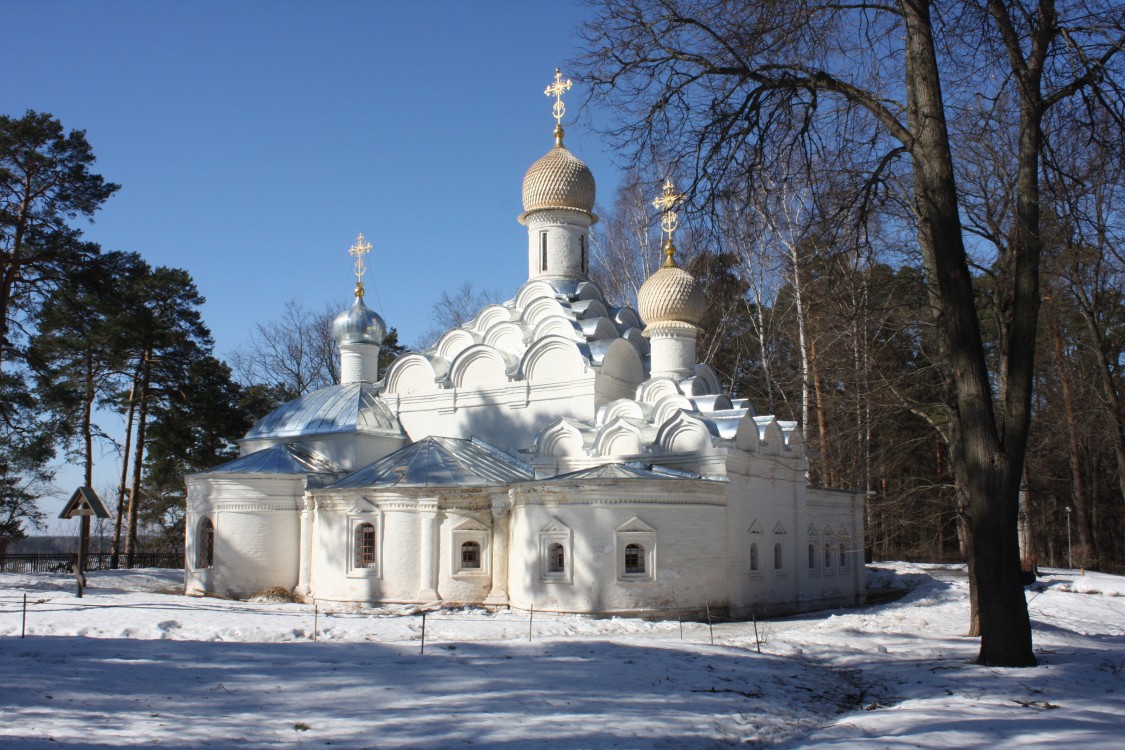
left=1, top=564, right=1122, bottom=748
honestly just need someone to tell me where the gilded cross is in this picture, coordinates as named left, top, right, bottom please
left=652, top=179, right=685, bottom=240
left=348, top=233, right=372, bottom=292
left=544, top=68, right=573, bottom=125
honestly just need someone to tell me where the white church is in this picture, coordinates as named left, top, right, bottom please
left=184, top=71, right=865, bottom=617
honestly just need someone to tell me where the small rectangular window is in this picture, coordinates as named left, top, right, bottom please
left=624, top=543, right=645, bottom=574
left=461, top=541, right=481, bottom=569
left=540, top=232, right=548, bottom=271
left=354, top=523, right=376, bottom=568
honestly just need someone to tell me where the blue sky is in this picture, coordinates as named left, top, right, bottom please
left=7, top=0, right=617, bottom=353
left=4, top=0, right=620, bottom=527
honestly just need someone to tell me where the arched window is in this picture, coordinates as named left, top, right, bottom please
left=354, top=523, right=376, bottom=568
left=624, top=543, right=645, bottom=574
left=774, top=543, right=783, bottom=571
left=461, top=541, right=481, bottom=570
left=808, top=543, right=816, bottom=570
left=196, top=518, right=214, bottom=569
left=749, top=543, right=759, bottom=572
left=548, top=542, right=565, bottom=573
left=824, top=544, right=832, bottom=569
left=839, top=543, right=847, bottom=569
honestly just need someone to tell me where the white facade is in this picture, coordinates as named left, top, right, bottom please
left=184, top=108, right=865, bottom=618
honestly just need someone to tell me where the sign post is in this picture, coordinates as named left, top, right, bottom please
left=58, top=486, right=111, bottom=598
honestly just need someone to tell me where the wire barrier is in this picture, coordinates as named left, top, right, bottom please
left=1, top=591, right=773, bottom=654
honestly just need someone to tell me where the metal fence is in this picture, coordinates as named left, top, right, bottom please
left=0, top=552, right=184, bottom=574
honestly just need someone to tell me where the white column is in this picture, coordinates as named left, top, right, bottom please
left=295, top=496, right=315, bottom=600
left=418, top=503, right=440, bottom=601
left=484, top=497, right=511, bottom=606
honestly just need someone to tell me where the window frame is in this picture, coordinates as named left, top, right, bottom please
left=451, top=520, right=490, bottom=578
left=347, top=513, right=382, bottom=578
left=615, top=518, right=656, bottom=583
left=539, top=521, right=573, bottom=583
left=460, top=540, right=482, bottom=570
left=195, top=516, right=214, bottom=570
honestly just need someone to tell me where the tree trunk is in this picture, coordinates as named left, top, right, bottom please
left=1052, top=314, right=1093, bottom=565
left=901, top=0, right=1033, bottom=665
left=124, top=352, right=151, bottom=567
left=1018, top=465, right=1037, bottom=574
left=110, top=382, right=136, bottom=569
left=810, top=338, right=831, bottom=486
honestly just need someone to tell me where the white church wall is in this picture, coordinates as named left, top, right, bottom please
left=436, top=510, right=495, bottom=604
left=390, top=378, right=599, bottom=457
left=309, top=494, right=426, bottom=604
left=507, top=482, right=728, bottom=614
left=184, top=475, right=302, bottom=599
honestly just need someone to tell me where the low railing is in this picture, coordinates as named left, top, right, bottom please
left=0, top=552, right=184, bottom=573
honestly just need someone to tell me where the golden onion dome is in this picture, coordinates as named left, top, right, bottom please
left=637, top=243, right=706, bottom=329
left=519, top=126, right=596, bottom=221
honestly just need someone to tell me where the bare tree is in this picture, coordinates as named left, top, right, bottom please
left=416, top=283, right=501, bottom=349
left=590, top=170, right=665, bottom=307
left=228, top=299, right=340, bottom=399
left=576, top=0, right=1125, bottom=666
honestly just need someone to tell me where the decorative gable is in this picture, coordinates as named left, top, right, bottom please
left=616, top=516, right=656, bottom=533
left=453, top=517, right=490, bottom=532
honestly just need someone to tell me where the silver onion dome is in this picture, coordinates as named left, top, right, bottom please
left=332, top=296, right=386, bottom=347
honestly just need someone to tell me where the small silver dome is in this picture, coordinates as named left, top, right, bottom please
left=333, top=296, right=386, bottom=346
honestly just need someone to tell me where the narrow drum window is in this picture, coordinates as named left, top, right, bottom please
left=774, top=542, right=783, bottom=570
left=461, top=541, right=481, bottom=570
left=548, top=542, right=565, bottom=573
left=540, top=231, right=548, bottom=271
left=749, top=542, right=759, bottom=572
left=624, top=543, right=645, bottom=574
left=580, top=234, right=587, bottom=271
left=354, top=523, right=376, bottom=568
left=808, top=543, right=816, bottom=569
left=825, top=544, right=832, bottom=568
left=197, top=518, right=214, bottom=569
left=839, top=543, right=847, bottom=568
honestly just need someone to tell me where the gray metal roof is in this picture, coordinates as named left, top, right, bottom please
left=327, top=436, right=535, bottom=490
left=551, top=462, right=701, bottom=481
left=207, top=443, right=345, bottom=475
left=244, top=383, right=400, bottom=440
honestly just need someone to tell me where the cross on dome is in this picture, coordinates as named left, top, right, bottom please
left=348, top=233, right=372, bottom=298
left=544, top=68, right=573, bottom=125
left=652, top=179, right=686, bottom=266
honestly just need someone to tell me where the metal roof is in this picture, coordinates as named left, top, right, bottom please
left=327, top=436, right=535, bottom=490
left=551, top=462, right=701, bottom=481
left=207, top=443, right=345, bottom=475
left=243, top=383, right=400, bottom=440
